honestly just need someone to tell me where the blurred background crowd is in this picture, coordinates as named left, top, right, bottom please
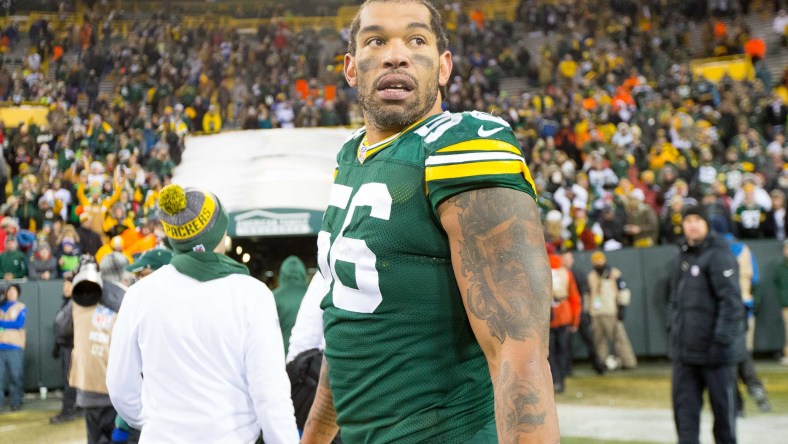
left=0, top=0, right=787, bottom=282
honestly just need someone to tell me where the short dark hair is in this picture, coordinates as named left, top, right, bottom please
left=347, top=0, right=449, bottom=55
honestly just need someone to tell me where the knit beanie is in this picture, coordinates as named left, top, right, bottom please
left=158, top=184, right=228, bottom=254
left=590, top=251, right=606, bottom=264
left=681, top=204, right=709, bottom=226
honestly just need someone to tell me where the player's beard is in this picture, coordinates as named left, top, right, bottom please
left=357, top=69, right=439, bottom=133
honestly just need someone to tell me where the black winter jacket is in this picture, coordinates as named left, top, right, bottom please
left=668, top=233, right=747, bottom=366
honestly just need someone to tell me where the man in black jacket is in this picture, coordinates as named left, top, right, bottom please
left=669, top=205, right=747, bottom=444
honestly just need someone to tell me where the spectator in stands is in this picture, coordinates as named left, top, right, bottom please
left=599, top=203, right=627, bottom=250
left=773, top=9, right=788, bottom=47
left=764, top=189, right=787, bottom=239
left=0, top=65, right=11, bottom=101
left=320, top=101, right=342, bottom=127
left=295, top=97, right=320, bottom=128
left=734, top=183, right=769, bottom=238
left=661, top=195, right=687, bottom=244
left=586, top=152, right=618, bottom=194
left=624, top=190, right=659, bottom=247
left=0, top=235, right=27, bottom=279
left=103, top=202, right=133, bottom=238
left=58, top=236, right=80, bottom=279
left=29, top=241, right=58, bottom=280
left=764, top=94, right=788, bottom=138
left=543, top=209, right=565, bottom=252
left=274, top=97, right=296, bottom=128
left=257, top=104, right=274, bottom=129
left=202, top=105, right=222, bottom=134
left=231, top=76, right=249, bottom=125
left=0, top=284, right=25, bottom=412
left=0, top=217, right=16, bottom=253
left=76, top=213, right=102, bottom=257
left=565, top=207, right=603, bottom=251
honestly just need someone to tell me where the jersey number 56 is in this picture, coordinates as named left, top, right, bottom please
left=318, top=182, right=392, bottom=314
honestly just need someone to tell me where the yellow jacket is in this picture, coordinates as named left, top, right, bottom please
left=77, top=182, right=122, bottom=210
left=203, top=112, right=222, bottom=134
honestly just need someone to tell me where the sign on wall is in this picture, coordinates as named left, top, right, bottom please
left=228, top=209, right=324, bottom=237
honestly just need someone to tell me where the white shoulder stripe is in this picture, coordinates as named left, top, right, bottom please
left=345, top=127, right=366, bottom=143
left=425, top=152, right=524, bottom=166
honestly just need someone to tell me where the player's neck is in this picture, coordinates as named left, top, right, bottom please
left=364, top=103, right=444, bottom=145
left=364, top=126, right=402, bottom=146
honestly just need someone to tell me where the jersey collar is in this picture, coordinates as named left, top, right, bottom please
left=356, top=113, right=444, bottom=164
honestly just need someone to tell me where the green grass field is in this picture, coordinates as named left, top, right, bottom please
left=3, top=360, right=787, bottom=443
left=558, top=360, right=788, bottom=414
left=563, top=439, right=660, bottom=444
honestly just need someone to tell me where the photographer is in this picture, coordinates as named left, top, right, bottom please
left=50, top=277, right=81, bottom=424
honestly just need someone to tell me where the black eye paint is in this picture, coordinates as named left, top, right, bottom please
left=412, top=54, right=435, bottom=69
left=357, top=57, right=377, bottom=73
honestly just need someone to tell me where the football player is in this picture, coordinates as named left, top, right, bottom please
left=302, top=1, right=559, bottom=442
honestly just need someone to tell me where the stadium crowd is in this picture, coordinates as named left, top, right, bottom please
left=0, top=0, right=786, bottom=285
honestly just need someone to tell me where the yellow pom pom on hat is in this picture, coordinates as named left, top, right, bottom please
left=158, top=184, right=228, bottom=254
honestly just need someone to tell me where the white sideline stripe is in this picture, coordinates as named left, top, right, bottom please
left=425, top=152, right=523, bottom=166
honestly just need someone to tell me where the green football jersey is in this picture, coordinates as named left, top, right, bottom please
left=318, top=111, right=536, bottom=443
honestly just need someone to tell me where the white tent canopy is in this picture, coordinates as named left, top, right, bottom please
left=172, top=128, right=353, bottom=237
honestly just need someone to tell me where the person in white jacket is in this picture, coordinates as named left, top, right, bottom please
left=286, top=272, right=326, bottom=364
left=106, top=184, right=298, bottom=444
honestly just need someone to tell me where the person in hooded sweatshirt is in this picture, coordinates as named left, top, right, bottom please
left=273, top=255, right=308, bottom=355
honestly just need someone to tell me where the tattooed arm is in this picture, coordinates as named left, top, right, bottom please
left=301, top=357, right=339, bottom=443
left=438, top=187, right=560, bottom=443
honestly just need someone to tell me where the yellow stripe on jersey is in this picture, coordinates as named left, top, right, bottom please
left=425, top=160, right=537, bottom=193
left=361, top=142, right=389, bottom=160
left=436, top=139, right=522, bottom=155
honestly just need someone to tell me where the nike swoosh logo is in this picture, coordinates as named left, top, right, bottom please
left=723, top=269, right=734, bottom=277
left=478, top=126, right=504, bottom=138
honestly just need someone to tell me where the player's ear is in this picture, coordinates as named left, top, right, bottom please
left=344, top=53, right=358, bottom=88
left=438, top=51, right=452, bottom=88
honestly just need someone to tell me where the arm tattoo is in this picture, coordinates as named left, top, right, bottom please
left=444, top=188, right=551, bottom=344
left=495, top=361, right=547, bottom=444
left=319, top=356, right=331, bottom=388
left=303, top=357, right=339, bottom=440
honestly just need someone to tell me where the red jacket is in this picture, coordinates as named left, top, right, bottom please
left=549, top=255, right=581, bottom=329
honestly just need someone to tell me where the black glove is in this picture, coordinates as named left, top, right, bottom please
left=52, top=344, right=61, bottom=360
left=617, top=305, right=626, bottom=321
